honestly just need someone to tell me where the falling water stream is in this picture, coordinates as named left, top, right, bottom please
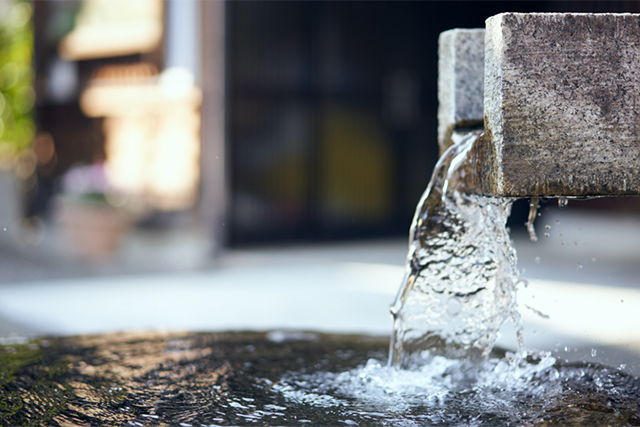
left=389, top=130, right=521, bottom=368
left=1, top=132, right=640, bottom=426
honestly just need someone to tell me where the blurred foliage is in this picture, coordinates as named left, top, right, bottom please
left=0, top=0, right=34, bottom=165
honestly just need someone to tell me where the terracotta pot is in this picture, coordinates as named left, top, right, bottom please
left=53, top=196, right=132, bottom=260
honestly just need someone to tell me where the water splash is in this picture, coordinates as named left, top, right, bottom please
left=389, top=131, right=521, bottom=368
left=278, top=350, right=556, bottom=410
left=276, top=348, right=640, bottom=426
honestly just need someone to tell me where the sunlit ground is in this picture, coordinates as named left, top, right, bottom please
left=0, top=208, right=638, bottom=376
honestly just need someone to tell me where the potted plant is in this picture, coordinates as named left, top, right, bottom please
left=53, top=162, right=136, bottom=259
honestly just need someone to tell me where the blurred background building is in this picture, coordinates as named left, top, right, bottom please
left=1, top=0, right=639, bottom=264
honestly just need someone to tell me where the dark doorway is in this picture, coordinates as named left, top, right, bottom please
left=226, top=1, right=553, bottom=245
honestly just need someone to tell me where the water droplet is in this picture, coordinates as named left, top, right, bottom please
left=2, top=228, right=5, bottom=231
left=591, top=349, right=597, bottom=357
left=544, top=225, right=551, bottom=229
left=576, top=263, right=582, bottom=269
left=555, top=220, right=560, bottom=225
left=619, top=364, right=627, bottom=370
left=574, top=241, right=578, bottom=246
left=558, top=198, right=568, bottom=208
left=561, top=241, right=565, bottom=245
left=564, top=346, right=570, bottom=352
left=216, top=155, right=219, bottom=159
left=544, top=233, right=550, bottom=237
left=526, top=198, right=539, bottom=242
left=591, top=257, right=596, bottom=263
left=534, top=256, right=541, bottom=264
left=558, top=232, right=563, bottom=236
left=621, top=299, right=624, bottom=303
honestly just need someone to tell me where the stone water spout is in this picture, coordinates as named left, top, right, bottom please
left=439, top=13, right=640, bottom=198
left=391, top=12, right=640, bottom=367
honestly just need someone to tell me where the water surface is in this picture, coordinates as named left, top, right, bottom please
left=1, top=331, right=639, bottom=426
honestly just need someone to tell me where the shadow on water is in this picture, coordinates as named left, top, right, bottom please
left=1, top=331, right=639, bottom=426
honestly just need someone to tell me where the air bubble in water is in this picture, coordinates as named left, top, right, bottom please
left=544, top=225, right=551, bottom=229
left=535, top=256, right=541, bottom=264
left=576, top=263, right=582, bottom=269
left=591, top=349, right=597, bottom=357
left=446, top=297, right=462, bottom=316
left=558, top=198, right=568, bottom=208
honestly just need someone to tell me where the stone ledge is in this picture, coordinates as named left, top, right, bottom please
left=483, top=12, right=640, bottom=197
left=437, top=28, right=485, bottom=155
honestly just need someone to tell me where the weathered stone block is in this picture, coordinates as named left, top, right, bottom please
left=438, top=29, right=485, bottom=155
left=483, top=12, right=640, bottom=197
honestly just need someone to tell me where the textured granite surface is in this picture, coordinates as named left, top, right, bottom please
left=483, top=12, right=640, bottom=197
left=437, top=29, right=485, bottom=155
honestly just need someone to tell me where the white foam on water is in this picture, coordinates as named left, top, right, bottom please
left=274, top=351, right=559, bottom=425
